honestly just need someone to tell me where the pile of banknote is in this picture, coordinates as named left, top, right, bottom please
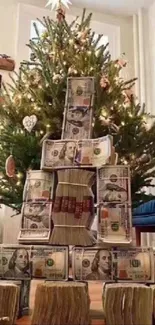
left=0, top=282, right=20, bottom=324
left=0, top=280, right=31, bottom=318
left=97, top=166, right=132, bottom=245
left=18, top=170, right=55, bottom=243
left=0, top=245, right=69, bottom=281
left=62, top=77, right=95, bottom=140
left=72, top=247, right=154, bottom=283
left=41, top=136, right=113, bottom=170
left=103, top=283, right=153, bottom=325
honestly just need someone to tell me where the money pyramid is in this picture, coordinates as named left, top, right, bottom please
left=0, top=77, right=154, bottom=324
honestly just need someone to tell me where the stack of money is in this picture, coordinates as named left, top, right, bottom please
left=41, top=136, right=113, bottom=169
left=18, top=170, right=55, bottom=243
left=97, top=166, right=132, bottom=245
left=0, top=317, right=10, bottom=325
left=31, top=246, right=68, bottom=280
left=72, top=247, right=112, bottom=281
left=103, top=283, right=153, bottom=325
left=150, top=285, right=155, bottom=322
left=0, top=283, right=20, bottom=325
left=113, top=247, right=154, bottom=283
left=62, top=77, right=95, bottom=140
left=50, top=169, right=96, bottom=246
left=72, top=247, right=154, bottom=283
left=0, top=280, right=30, bottom=318
left=0, top=245, right=69, bottom=282
left=31, top=281, right=90, bottom=325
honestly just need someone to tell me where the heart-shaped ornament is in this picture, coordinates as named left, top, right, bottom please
left=22, top=115, right=37, bottom=133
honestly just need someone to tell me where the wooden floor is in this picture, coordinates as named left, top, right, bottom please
left=16, top=280, right=105, bottom=325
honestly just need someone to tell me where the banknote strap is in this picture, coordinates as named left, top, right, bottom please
left=59, top=182, right=88, bottom=187
left=81, top=248, right=85, bottom=281
left=54, top=225, right=85, bottom=228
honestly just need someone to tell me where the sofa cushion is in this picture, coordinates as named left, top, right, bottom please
left=133, top=200, right=155, bottom=216
left=133, top=215, right=155, bottom=226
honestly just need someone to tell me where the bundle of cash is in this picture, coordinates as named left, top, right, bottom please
left=61, top=77, right=95, bottom=140
left=31, top=281, right=90, bottom=325
left=0, top=282, right=20, bottom=325
left=20, top=170, right=54, bottom=243
left=41, top=136, right=112, bottom=170
left=72, top=247, right=154, bottom=283
left=98, top=203, right=132, bottom=244
left=103, top=283, right=153, bottom=325
left=113, top=247, right=154, bottom=282
left=0, top=245, right=32, bottom=280
left=23, top=170, right=54, bottom=202
left=72, top=247, right=113, bottom=281
left=31, top=246, right=68, bottom=280
left=18, top=202, right=53, bottom=243
left=66, top=77, right=95, bottom=107
left=75, top=136, right=112, bottom=166
left=0, top=280, right=31, bottom=318
left=97, top=166, right=132, bottom=244
left=97, top=166, right=131, bottom=204
left=0, top=245, right=69, bottom=282
left=62, top=106, right=93, bottom=140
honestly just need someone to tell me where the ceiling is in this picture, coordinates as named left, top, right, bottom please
left=72, top=0, right=155, bottom=16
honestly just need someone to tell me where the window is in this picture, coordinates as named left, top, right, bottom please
left=31, top=20, right=45, bottom=39
left=15, top=3, right=120, bottom=70
left=30, top=21, right=109, bottom=61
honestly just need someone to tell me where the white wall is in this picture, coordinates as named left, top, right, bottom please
left=147, top=1, right=155, bottom=114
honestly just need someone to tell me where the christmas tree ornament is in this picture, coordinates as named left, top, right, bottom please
left=139, top=154, right=151, bottom=164
left=100, top=75, right=110, bottom=89
left=46, top=0, right=72, bottom=10
left=22, top=115, right=37, bottom=133
left=57, top=7, right=65, bottom=22
left=5, top=155, right=16, bottom=178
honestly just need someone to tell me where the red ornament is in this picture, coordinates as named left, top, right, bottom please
left=5, top=155, right=16, bottom=178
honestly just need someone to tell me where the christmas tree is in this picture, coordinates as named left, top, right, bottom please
left=0, top=2, right=155, bottom=211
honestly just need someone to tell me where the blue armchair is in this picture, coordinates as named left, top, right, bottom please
left=133, top=200, right=155, bottom=245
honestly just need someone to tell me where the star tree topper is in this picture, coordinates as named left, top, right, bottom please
left=46, top=0, right=72, bottom=10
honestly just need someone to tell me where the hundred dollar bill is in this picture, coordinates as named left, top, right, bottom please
left=92, top=136, right=112, bottom=166
left=62, top=106, right=93, bottom=140
left=98, top=204, right=132, bottom=244
left=113, top=247, right=154, bottom=282
left=97, top=166, right=131, bottom=204
left=21, top=202, right=52, bottom=229
left=41, top=136, right=113, bottom=169
left=23, top=170, right=54, bottom=202
left=75, top=136, right=112, bottom=166
left=18, top=202, right=53, bottom=244
left=2, top=245, right=32, bottom=280
left=72, top=247, right=112, bottom=281
left=31, top=246, right=68, bottom=280
left=41, top=140, right=77, bottom=169
left=66, top=77, right=95, bottom=107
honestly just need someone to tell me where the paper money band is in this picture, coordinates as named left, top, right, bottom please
left=59, top=182, right=88, bottom=187
left=54, top=225, right=85, bottom=228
